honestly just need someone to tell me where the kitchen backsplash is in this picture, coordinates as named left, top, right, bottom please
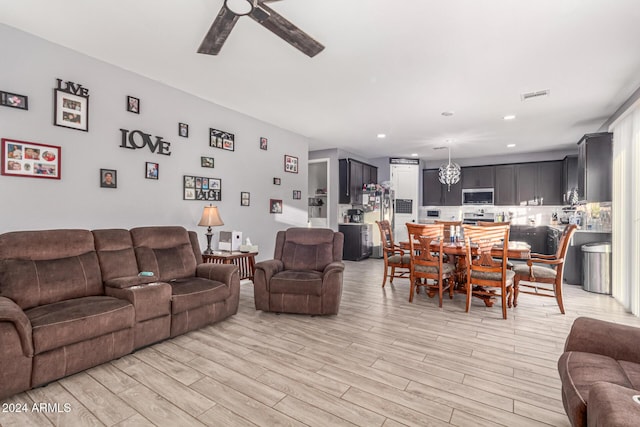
left=419, top=205, right=564, bottom=226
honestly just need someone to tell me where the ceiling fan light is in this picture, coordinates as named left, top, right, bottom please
left=225, top=0, right=255, bottom=16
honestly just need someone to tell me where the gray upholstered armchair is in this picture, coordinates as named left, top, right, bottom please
left=253, top=228, right=344, bottom=315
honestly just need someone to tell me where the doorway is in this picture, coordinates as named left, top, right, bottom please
left=308, top=158, right=330, bottom=228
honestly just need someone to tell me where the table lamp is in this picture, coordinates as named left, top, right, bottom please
left=198, top=204, right=224, bottom=254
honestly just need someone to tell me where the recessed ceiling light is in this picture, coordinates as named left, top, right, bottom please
left=411, top=153, right=418, bottom=157
left=441, top=111, right=454, bottom=117
left=503, top=115, right=516, bottom=120
left=377, top=133, right=386, bottom=139
left=507, top=144, right=516, bottom=148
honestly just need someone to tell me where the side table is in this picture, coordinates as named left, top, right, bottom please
left=202, top=251, right=258, bottom=281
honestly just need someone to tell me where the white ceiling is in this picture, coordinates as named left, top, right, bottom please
left=2, top=0, right=640, bottom=161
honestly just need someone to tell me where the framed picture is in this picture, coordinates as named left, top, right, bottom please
left=145, top=162, right=159, bottom=180
left=183, top=175, right=221, bottom=201
left=127, top=96, right=140, bottom=114
left=284, top=154, right=298, bottom=174
left=201, top=156, right=214, bottom=168
left=241, top=191, right=250, bottom=206
left=273, top=177, right=281, bottom=185
left=1, top=138, right=61, bottom=179
left=54, top=89, right=88, bottom=131
left=293, top=190, right=302, bottom=200
left=100, top=169, right=117, bottom=188
left=270, top=199, right=283, bottom=214
left=209, top=128, right=234, bottom=151
left=0, top=91, right=28, bottom=110
left=179, top=123, right=189, bottom=138
left=260, top=137, right=268, bottom=150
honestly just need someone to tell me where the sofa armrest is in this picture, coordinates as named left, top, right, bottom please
left=196, top=263, right=239, bottom=285
left=587, top=382, right=640, bottom=427
left=0, top=296, right=33, bottom=357
left=564, top=317, right=640, bottom=364
left=104, top=275, right=158, bottom=289
left=323, top=261, right=345, bottom=276
left=255, top=259, right=284, bottom=286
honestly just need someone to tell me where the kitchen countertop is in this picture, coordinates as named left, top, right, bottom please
left=548, top=224, right=611, bottom=233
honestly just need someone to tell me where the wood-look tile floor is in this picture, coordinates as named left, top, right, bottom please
left=2, top=258, right=640, bottom=427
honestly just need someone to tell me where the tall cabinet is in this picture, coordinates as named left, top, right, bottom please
left=577, top=132, right=612, bottom=202
left=339, top=159, right=378, bottom=205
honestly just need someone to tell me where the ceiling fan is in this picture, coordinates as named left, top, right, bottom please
left=198, top=0, right=325, bottom=57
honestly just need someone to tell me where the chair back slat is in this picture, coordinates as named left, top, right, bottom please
left=463, top=224, right=510, bottom=269
left=406, top=223, right=444, bottom=266
left=376, top=220, right=395, bottom=257
left=556, top=224, right=578, bottom=260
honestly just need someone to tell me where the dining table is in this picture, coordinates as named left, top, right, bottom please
left=400, top=239, right=532, bottom=307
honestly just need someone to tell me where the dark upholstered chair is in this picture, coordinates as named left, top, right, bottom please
left=559, top=317, right=640, bottom=427
left=253, top=228, right=344, bottom=315
left=376, top=220, right=410, bottom=287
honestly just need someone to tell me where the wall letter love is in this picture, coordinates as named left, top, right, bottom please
left=119, top=129, right=171, bottom=156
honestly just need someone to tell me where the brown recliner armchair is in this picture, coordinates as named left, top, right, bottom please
left=253, top=228, right=344, bottom=315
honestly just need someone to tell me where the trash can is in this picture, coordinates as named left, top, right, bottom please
left=582, top=242, right=612, bottom=294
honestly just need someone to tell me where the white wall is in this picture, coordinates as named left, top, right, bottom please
left=0, top=25, right=310, bottom=261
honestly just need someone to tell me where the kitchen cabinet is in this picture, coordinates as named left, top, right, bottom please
left=494, top=165, right=516, bottom=205
left=339, top=224, right=372, bottom=261
left=515, top=161, right=562, bottom=206
left=562, top=155, right=578, bottom=205
left=422, top=169, right=461, bottom=206
left=510, top=225, right=549, bottom=255
left=462, top=166, right=494, bottom=189
left=339, top=159, right=378, bottom=205
left=577, top=132, right=612, bottom=202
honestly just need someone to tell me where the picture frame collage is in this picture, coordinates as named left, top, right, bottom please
left=183, top=175, right=221, bottom=201
left=1, top=138, right=61, bottom=179
left=209, top=128, right=234, bottom=151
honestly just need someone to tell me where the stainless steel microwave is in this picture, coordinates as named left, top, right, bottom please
left=462, top=188, right=494, bottom=205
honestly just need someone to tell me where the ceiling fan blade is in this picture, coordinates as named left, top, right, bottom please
left=197, top=6, right=240, bottom=55
left=249, top=4, right=324, bottom=57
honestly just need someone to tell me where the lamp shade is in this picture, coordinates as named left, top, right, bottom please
left=198, top=205, right=224, bottom=227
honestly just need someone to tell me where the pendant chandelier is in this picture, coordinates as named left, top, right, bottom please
left=436, top=146, right=461, bottom=191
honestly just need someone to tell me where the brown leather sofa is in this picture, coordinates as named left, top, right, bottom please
left=254, top=227, right=344, bottom=315
left=558, top=317, right=640, bottom=426
left=0, top=226, right=239, bottom=400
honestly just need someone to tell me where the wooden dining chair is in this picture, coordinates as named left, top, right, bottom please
left=512, top=224, right=577, bottom=314
left=376, top=220, right=411, bottom=287
left=462, top=224, right=514, bottom=319
left=477, top=221, right=514, bottom=269
left=406, top=223, right=456, bottom=306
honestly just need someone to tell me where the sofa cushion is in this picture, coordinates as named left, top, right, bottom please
left=93, top=229, right=140, bottom=281
left=558, top=351, right=634, bottom=427
left=169, top=277, right=230, bottom=314
left=586, top=382, right=640, bottom=427
left=270, top=270, right=323, bottom=296
left=619, top=360, right=640, bottom=390
left=281, top=242, right=334, bottom=272
left=135, top=244, right=197, bottom=281
left=26, top=296, right=134, bottom=354
left=0, top=252, right=103, bottom=310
